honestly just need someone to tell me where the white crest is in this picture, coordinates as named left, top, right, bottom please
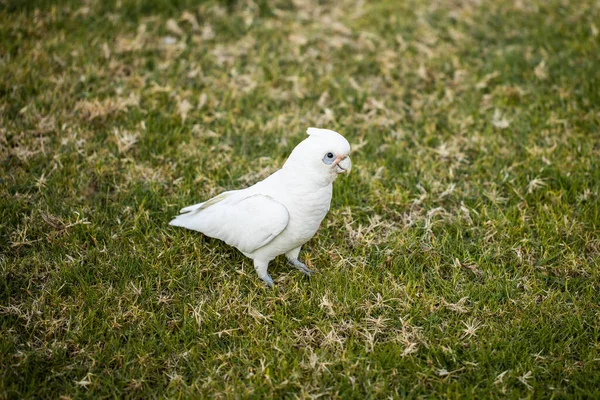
left=306, top=127, right=341, bottom=138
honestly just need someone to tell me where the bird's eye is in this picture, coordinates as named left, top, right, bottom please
left=322, top=152, right=336, bottom=165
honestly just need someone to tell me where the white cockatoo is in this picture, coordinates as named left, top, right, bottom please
left=169, top=127, right=352, bottom=287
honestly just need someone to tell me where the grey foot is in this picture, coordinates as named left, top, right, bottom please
left=288, top=259, right=315, bottom=276
left=260, top=274, right=274, bottom=288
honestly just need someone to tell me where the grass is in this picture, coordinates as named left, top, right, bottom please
left=1, top=0, right=599, bottom=398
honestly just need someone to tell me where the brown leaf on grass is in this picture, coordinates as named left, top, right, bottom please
left=75, top=94, right=139, bottom=121
left=319, top=295, right=336, bottom=317
left=461, top=318, right=483, bottom=339
left=441, top=296, right=470, bottom=313
left=534, top=60, right=548, bottom=80
left=180, top=11, right=199, bottom=31
left=316, top=108, right=335, bottom=125
left=453, top=258, right=483, bottom=277
left=115, top=24, right=147, bottom=53
left=417, top=64, right=432, bottom=81
left=401, top=342, right=419, bottom=357
left=231, top=74, right=257, bottom=95
left=201, top=24, right=215, bottom=41
left=177, top=99, right=193, bottom=123
left=211, top=42, right=240, bottom=65
left=527, top=177, right=546, bottom=194
left=11, top=145, right=41, bottom=162
left=317, top=91, right=329, bottom=107
left=492, top=109, right=510, bottom=129
left=166, top=19, right=184, bottom=37
left=476, top=71, right=500, bottom=89
left=197, top=93, right=208, bottom=110
left=113, top=128, right=140, bottom=153
left=102, top=42, right=110, bottom=59
left=191, top=124, right=219, bottom=139
left=289, top=33, right=308, bottom=46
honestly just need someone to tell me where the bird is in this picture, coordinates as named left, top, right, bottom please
left=169, top=127, right=352, bottom=287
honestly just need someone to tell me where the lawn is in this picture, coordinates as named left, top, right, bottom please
left=1, top=0, right=599, bottom=398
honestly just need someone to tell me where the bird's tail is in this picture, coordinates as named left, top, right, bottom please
left=180, top=202, right=205, bottom=213
left=169, top=191, right=235, bottom=227
left=168, top=214, right=189, bottom=227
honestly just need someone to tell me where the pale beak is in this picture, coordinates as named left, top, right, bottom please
left=332, top=155, right=343, bottom=167
left=334, top=156, right=352, bottom=173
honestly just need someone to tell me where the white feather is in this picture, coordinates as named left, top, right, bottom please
left=170, top=127, right=351, bottom=286
left=306, top=127, right=340, bottom=138
left=170, top=192, right=289, bottom=254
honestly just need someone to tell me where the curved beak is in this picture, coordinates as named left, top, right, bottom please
left=333, top=156, right=352, bottom=174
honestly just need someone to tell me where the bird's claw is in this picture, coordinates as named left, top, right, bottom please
left=261, top=274, right=274, bottom=288
left=289, top=259, right=315, bottom=276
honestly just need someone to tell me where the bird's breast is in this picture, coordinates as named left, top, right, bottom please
left=283, top=184, right=332, bottom=241
left=247, top=179, right=333, bottom=258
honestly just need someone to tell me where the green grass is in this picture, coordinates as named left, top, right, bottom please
left=1, top=0, right=599, bottom=398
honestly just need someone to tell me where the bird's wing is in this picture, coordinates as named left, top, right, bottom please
left=178, top=191, right=236, bottom=214
left=169, top=193, right=289, bottom=254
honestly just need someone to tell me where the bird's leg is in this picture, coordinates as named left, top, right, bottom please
left=285, top=247, right=315, bottom=276
left=253, top=259, right=274, bottom=287
left=289, top=258, right=314, bottom=276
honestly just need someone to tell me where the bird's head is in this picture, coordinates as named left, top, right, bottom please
left=283, top=127, right=352, bottom=185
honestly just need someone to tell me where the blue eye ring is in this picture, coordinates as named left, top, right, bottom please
left=323, top=152, right=335, bottom=165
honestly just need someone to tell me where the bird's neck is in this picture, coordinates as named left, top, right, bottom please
left=280, top=163, right=336, bottom=188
